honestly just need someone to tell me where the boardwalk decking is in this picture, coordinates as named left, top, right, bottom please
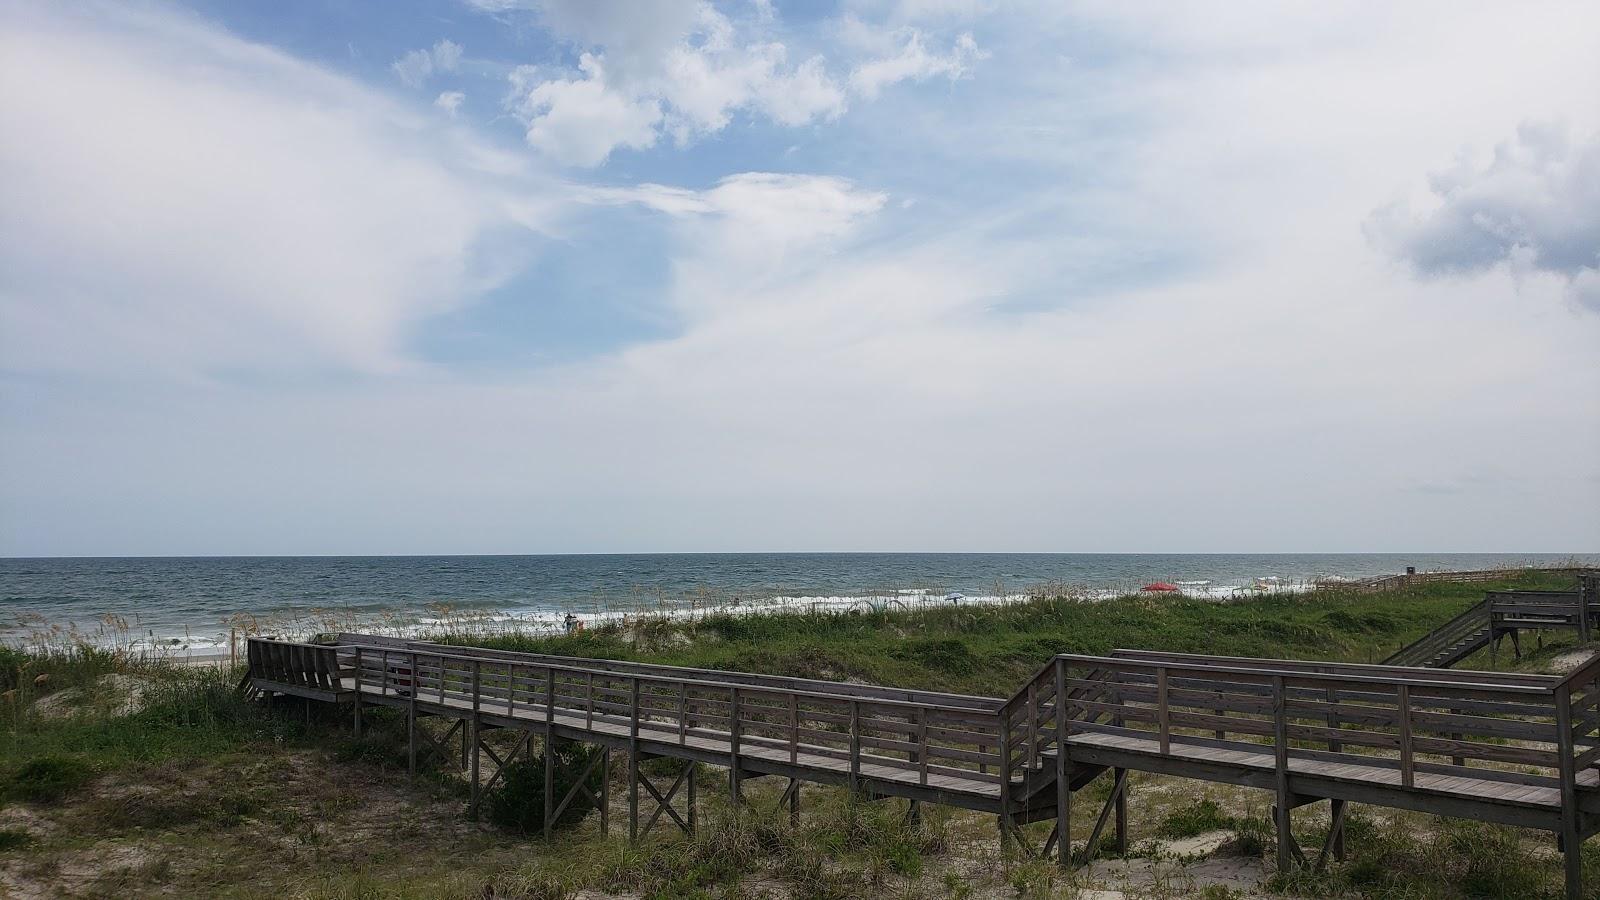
left=248, top=629, right=1600, bottom=899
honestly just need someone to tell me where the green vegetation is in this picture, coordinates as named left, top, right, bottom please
left=0, top=570, right=1591, bottom=898
left=445, top=572, right=1578, bottom=697
left=486, top=738, right=606, bottom=834
left=1157, top=798, right=1233, bottom=839
left=4, top=755, right=94, bottom=804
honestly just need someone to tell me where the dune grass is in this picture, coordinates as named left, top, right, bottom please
left=442, top=572, right=1578, bottom=698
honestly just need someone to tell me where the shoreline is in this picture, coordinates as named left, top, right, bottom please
left=8, top=563, right=1596, bottom=658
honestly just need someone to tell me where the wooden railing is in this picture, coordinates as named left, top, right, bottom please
left=999, top=650, right=1600, bottom=802
left=1350, top=566, right=1600, bottom=594
left=327, top=641, right=1012, bottom=794
left=335, top=635, right=1002, bottom=713
left=246, top=638, right=347, bottom=691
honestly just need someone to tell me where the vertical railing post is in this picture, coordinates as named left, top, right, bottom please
left=628, top=677, right=640, bottom=843
left=1580, top=577, right=1594, bottom=644
left=788, top=693, right=799, bottom=765
left=917, top=707, right=928, bottom=786
left=848, top=699, right=861, bottom=796
left=998, top=701, right=1013, bottom=853
left=469, top=659, right=481, bottom=818
left=406, top=652, right=418, bottom=776
left=1397, top=684, right=1413, bottom=788
left=1556, top=683, right=1582, bottom=900
left=544, top=666, right=555, bottom=841
left=1156, top=667, right=1170, bottom=755
left=1026, top=682, right=1039, bottom=771
left=677, top=682, right=688, bottom=744
left=1272, top=675, right=1292, bottom=874
left=352, top=647, right=363, bottom=737
left=729, top=687, right=743, bottom=805
left=1055, top=658, right=1071, bottom=869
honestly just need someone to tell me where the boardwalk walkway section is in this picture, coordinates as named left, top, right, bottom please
left=247, top=631, right=1600, bottom=899
left=1385, top=575, right=1600, bottom=668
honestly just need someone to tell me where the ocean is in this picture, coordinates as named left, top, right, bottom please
left=2, top=552, right=1595, bottom=655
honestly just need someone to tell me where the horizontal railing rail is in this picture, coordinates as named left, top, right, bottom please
left=333, top=633, right=1003, bottom=712
left=252, top=637, right=1011, bottom=795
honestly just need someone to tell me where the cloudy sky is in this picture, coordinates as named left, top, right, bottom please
left=1, top=0, right=1597, bottom=557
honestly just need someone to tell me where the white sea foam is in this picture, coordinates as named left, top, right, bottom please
left=3, top=576, right=1322, bottom=655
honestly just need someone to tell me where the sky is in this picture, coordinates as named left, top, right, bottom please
left=1, top=0, right=1597, bottom=557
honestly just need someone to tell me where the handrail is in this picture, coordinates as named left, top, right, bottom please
left=1047, top=652, right=1556, bottom=695
left=257, top=638, right=1004, bottom=718
left=339, top=634, right=1002, bottom=711
left=1111, top=648, right=1556, bottom=685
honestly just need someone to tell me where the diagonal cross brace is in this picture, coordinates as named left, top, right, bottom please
left=481, top=732, right=533, bottom=796
left=638, top=763, right=694, bottom=839
left=550, top=746, right=610, bottom=827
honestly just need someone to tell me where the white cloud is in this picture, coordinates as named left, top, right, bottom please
left=4, top=0, right=1599, bottom=556
left=1367, top=122, right=1600, bottom=312
left=509, top=55, right=662, bottom=167
left=392, top=38, right=462, bottom=88
left=434, top=90, right=465, bottom=116
left=0, top=5, right=556, bottom=377
left=849, top=28, right=985, bottom=99
left=498, top=2, right=845, bottom=166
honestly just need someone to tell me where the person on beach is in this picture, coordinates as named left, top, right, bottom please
left=563, top=612, right=578, bottom=635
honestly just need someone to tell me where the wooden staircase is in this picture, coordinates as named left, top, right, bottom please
left=1384, top=577, right=1600, bottom=669
left=1384, top=599, right=1493, bottom=668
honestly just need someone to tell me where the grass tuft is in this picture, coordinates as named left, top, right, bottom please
left=4, top=754, right=94, bottom=804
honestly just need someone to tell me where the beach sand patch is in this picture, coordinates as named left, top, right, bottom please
left=29, top=674, right=153, bottom=720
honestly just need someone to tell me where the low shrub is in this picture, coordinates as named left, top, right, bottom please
left=485, top=739, right=605, bottom=834
left=5, top=755, right=93, bottom=804
left=1159, top=798, right=1232, bottom=838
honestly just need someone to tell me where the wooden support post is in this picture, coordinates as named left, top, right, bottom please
left=730, top=686, right=743, bottom=806
left=628, top=678, right=640, bottom=843
left=600, top=747, right=610, bottom=837
left=1326, top=798, right=1347, bottom=865
left=1114, top=767, right=1128, bottom=855
left=406, top=652, right=418, bottom=776
left=469, top=660, right=482, bottom=819
left=1272, top=675, right=1295, bottom=875
left=1556, top=684, right=1583, bottom=900
left=999, top=702, right=1014, bottom=855
left=687, top=760, right=697, bottom=835
left=543, top=667, right=555, bottom=842
left=1055, top=660, right=1071, bottom=869
left=1397, top=684, right=1413, bottom=788
left=352, top=647, right=362, bottom=737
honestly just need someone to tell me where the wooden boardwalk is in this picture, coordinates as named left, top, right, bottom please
left=1386, top=576, right=1600, bottom=668
left=248, top=631, right=1600, bottom=898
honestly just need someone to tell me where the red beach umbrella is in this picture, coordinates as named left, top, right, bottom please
left=1141, top=582, right=1180, bottom=593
